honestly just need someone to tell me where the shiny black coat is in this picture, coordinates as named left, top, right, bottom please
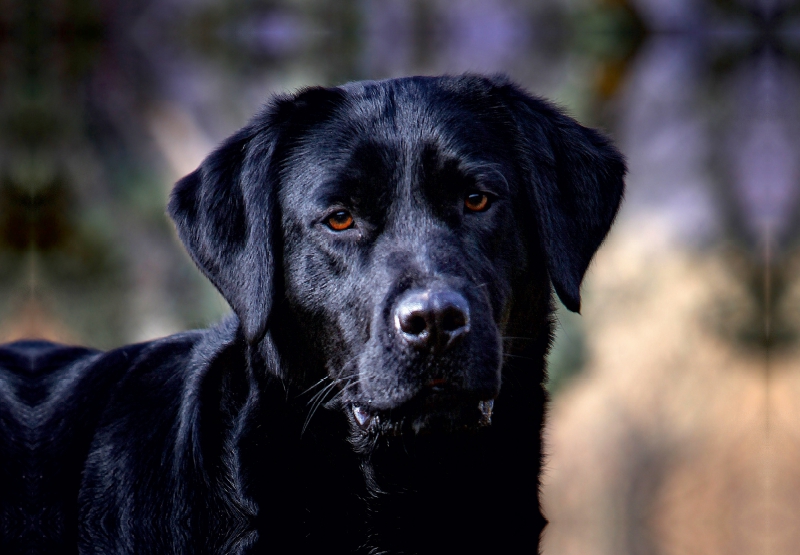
left=0, top=75, right=624, bottom=554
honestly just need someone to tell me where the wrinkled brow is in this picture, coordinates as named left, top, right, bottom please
left=460, top=160, right=511, bottom=194
left=420, top=144, right=512, bottom=197
left=311, top=141, right=397, bottom=210
left=312, top=179, right=361, bottom=209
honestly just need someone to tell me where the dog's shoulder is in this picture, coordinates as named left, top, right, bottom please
left=61, top=317, right=244, bottom=449
left=75, top=319, right=267, bottom=553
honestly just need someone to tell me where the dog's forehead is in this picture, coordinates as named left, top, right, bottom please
left=281, top=81, right=513, bottom=204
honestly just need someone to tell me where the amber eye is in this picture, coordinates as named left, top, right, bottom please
left=464, top=193, right=491, bottom=212
left=326, top=210, right=355, bottom=231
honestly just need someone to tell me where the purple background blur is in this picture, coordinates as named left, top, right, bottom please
left=1, top=0, right=798, bottom=553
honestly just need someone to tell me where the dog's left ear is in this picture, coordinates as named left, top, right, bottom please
left=491, top=77, right=626, bottom=313
left=168, top=88, right=345, bottom=343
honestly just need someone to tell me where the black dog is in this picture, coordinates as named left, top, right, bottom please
left=0, top=74, right=624, bottom=554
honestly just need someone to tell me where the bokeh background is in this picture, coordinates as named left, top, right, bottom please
left=1, top=0, right=798, bottom=553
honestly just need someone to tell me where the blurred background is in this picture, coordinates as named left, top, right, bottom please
left=1, top=0, right=798, bottom=552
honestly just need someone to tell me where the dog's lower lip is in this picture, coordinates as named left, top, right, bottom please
left=352, top=399, right=495, bottom=433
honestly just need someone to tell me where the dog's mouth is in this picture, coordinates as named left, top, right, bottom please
left=349, top=398, right=495, bottom=436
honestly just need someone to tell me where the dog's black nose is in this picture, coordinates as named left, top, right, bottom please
left=394, top=289, right=470, bottom=353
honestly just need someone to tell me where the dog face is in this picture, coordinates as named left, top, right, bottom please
left=278, top=82, right=527, bottom=434
left=168, top=75, right=625, bottom=437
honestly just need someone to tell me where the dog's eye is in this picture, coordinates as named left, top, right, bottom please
left=326, top=210, right=355, bottom=231
left=464, top=193, right=492, bottom=213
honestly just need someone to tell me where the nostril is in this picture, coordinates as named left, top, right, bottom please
left=395, top=298, right=432, bottom=341
left=440, top=305, right=467, bottom=332
left=402, top=313, right=428, bottom=336
left=431, top=290, right=470, bottom=336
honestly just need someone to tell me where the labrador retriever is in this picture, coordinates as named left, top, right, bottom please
left=0, top=74, right=624, bottom=554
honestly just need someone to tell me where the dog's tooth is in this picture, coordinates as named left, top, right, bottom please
left=352, top=405, right=372, bottom=427
left=478, top=400, right=494, bottom=425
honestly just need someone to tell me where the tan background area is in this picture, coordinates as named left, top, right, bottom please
left=543, top=216, right=796, bottom=554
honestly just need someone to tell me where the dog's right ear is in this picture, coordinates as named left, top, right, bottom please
left=168, top=88, right=344, bottom=344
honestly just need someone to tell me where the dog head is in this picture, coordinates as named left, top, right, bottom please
left=169, top=75, right=624, bottom=436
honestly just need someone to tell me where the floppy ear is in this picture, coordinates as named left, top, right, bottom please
left=492, top=78, right=626, bottom=313
left=168, top=88, right=345, bottom=343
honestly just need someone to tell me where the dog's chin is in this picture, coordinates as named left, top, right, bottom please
left=349, top=398, right=495, bottom=437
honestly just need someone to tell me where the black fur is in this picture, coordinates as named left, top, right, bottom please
left=0, top=75, right=624, bottom=554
